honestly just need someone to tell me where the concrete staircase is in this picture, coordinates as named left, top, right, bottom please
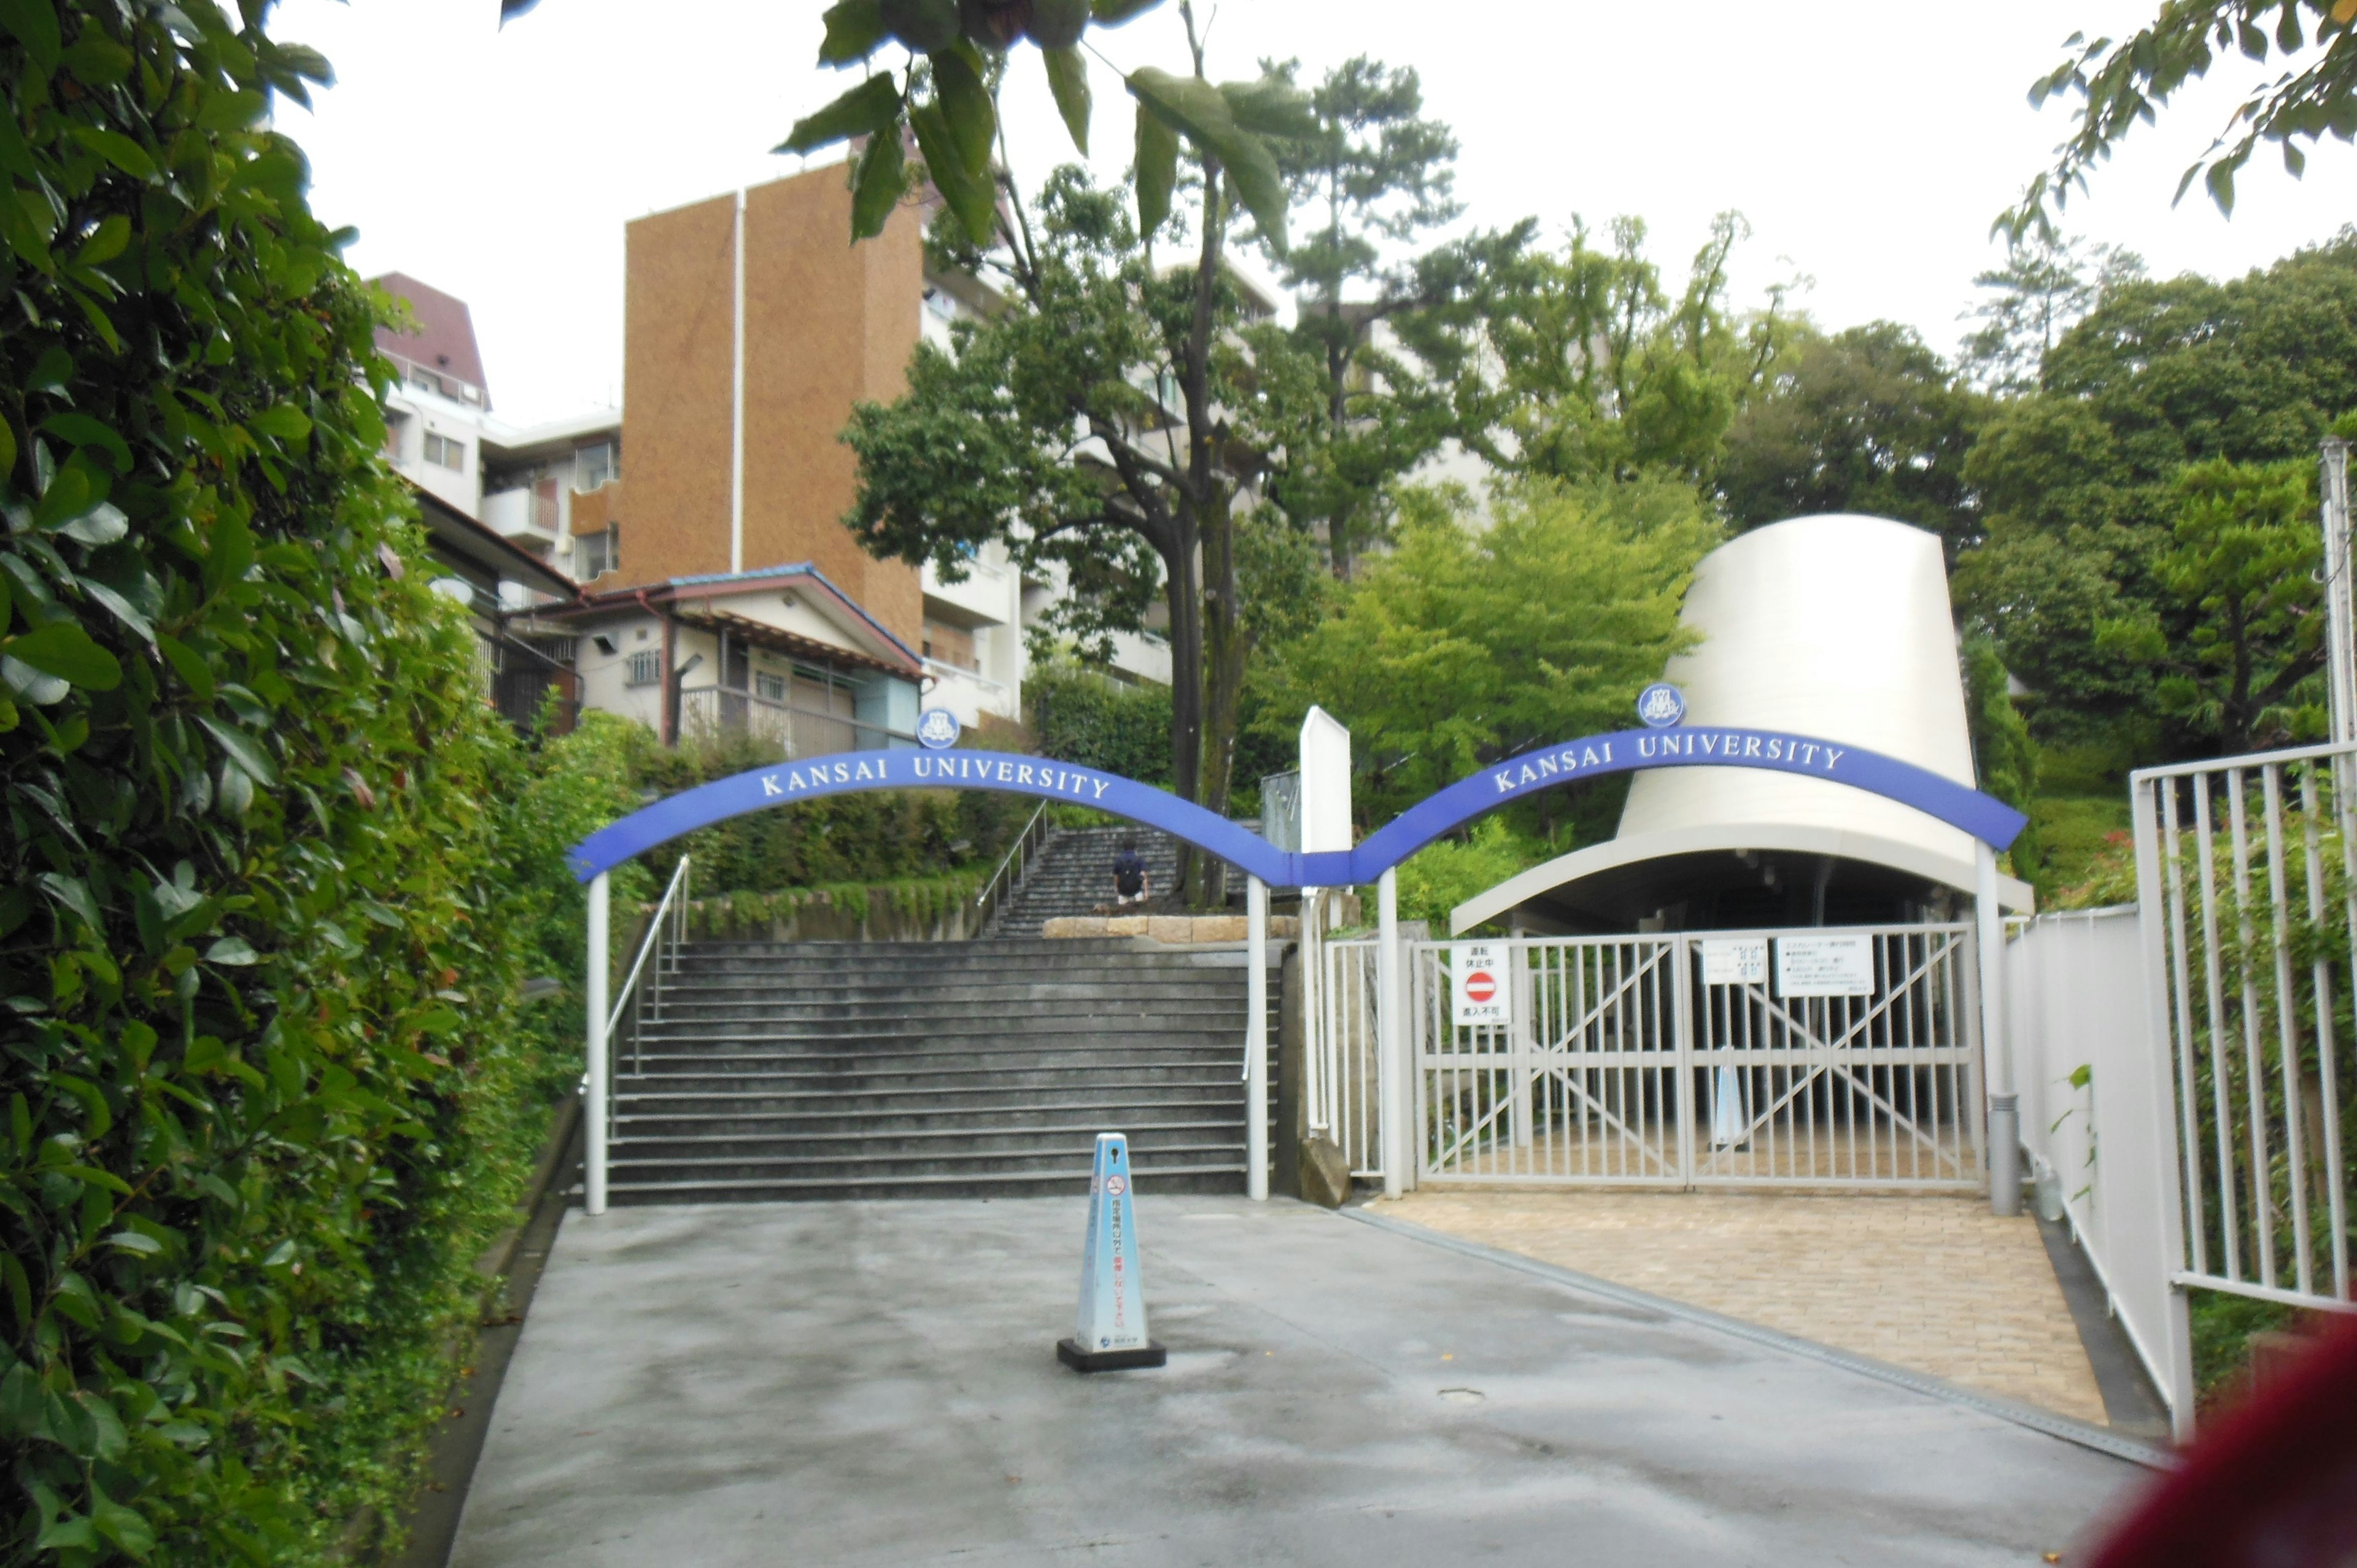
left=608, top=937, right=1276, bottom=1203
left=986, top=825, right=1182, bottom=938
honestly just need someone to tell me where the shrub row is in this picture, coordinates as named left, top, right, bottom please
left=0, top=7, right=644, bottom=1561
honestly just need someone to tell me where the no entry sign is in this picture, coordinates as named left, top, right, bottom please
left=1452, top=943, right=1507, bottom=1027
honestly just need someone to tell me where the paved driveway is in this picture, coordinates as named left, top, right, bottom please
left=449, top=1195, right=2148, bottom=1567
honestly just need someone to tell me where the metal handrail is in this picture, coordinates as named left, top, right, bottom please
left=973, top=801, right=1052, bottom=930
left=607, top=855, right=690, bottom=1039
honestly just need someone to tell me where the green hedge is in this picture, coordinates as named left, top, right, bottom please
left=1026, top=663, right=1172, bottom=787
left=614, top=729, right=1029, bottom=897
left=0, top=6, right=637, bottom=1562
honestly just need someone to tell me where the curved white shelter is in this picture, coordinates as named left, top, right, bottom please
left=1452, top=514, right=2032, bottom=933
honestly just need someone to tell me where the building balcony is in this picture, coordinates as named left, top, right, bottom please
left=920, top=555, right=1015, bottom=627
left=482, top=485, right=559, bottom=547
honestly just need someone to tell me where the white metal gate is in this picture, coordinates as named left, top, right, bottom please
left=1404, top=927, right=1984, bottom=1191
left=2132, top=744, right=2357, bottom=1313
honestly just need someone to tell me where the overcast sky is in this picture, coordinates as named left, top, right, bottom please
left=271, top=0, right=2357, bottom=427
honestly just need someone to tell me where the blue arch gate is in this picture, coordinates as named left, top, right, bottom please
left=567, top=728, right=2028, bottom=1215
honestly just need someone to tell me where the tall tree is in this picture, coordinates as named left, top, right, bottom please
left=1430, top=214, right=1797, bottom=489
left=1956, top=234, right=2357, bottom=753
left=1718, top=322, right=1987, bottom=555
left=799, top=0, right=1326, bottom=902
left=2008, top=1, right=2357, bottom=228
left=1260, top=56, right=1463, bottom=576
left=1959, top=233, right=2144, bottom=393
left=2094, top=457, right=2324, bottom=753
left=1250, top=476, right=1719, bottom=824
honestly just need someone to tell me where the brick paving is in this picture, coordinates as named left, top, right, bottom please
left=1384, top=1188, right=2109, bottom=1426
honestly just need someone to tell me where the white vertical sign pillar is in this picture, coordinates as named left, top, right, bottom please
left=1377, top=868, right=1406, bottom=1198
left=584, top=870, right=611, bottom=1218
left=1245, top=876, right=1269, bottom=1201
left=1976, top=842, right=2019, bottom=1217
left=1299, top=705, right=1355, bottom=1170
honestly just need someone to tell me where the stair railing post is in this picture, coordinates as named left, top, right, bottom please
left=1246, top=875, right=1269, bottom=1201
left=585, top=870, right=610, bottom=1217
left=1377, top=868, right=1406, bottom=1199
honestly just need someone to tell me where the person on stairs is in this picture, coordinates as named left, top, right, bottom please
left=1112, top=839, right=1150, bottom=908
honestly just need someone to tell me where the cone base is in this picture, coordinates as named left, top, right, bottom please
left=1056, top=1337, right=1167, bottom=1373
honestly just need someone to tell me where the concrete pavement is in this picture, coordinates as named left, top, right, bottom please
left=1387, top=1188, right=2113, bottom=1424
left=449, top=1195, right=2149, bottom=1567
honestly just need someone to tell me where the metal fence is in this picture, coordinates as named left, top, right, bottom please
left=1396, top=927, right=1982, bottom=1191
left=1313, top=937, right=1386, bottom=1177
left=2009, top=905, right=2193, bottom=1432
left=2132, top=743, right=2357, bottom=1315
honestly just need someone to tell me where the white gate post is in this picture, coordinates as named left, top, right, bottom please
left=1509, top=944, right=1533, bottom=1149
left=584, top=870, right=611, bottom=1217
left=1245, top=875, right=1269, bottom=1202
left=1976, top=843, right=2019, bottom=1216
left=1377, top=868, right=1407, bottom=1197
left=2129, top=776, right=2200, bottom=1439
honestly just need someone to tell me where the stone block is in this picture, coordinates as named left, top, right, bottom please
left=1146, top=915, right=1194, bottom=945
left=1299, top=1135, right=1352, bottom=1210
left=1106, top=916, right=1149, bottom=937
left=1192, top=916, right=1246, bottom=942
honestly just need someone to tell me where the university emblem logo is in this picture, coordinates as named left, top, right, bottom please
left=915, top=708, right=962, bottom=750
left=1636, top=682, right=1686, bottom=728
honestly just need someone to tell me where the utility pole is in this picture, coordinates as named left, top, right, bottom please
left=2323, top=438, right=2355, bottom=746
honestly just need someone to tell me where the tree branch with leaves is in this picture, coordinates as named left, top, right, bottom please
left=2005, top=0, right=2357, bottom=233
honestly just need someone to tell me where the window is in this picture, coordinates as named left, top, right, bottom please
left=423, top=431, right=466, bottom=471
left=574, top=523, right=618, bottom=581
left=575, top=439, right=619, bottom=492
left=624, top=651, right=660, bottom=688
left=755, top=670, right=786, bottom=703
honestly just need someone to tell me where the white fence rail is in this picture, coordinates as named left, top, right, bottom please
left=2007, top=905, right=2193, bottom=1435
left=1313, top=937, right=1387, bottom=1177
left=2131, top=744, right=2357, bottom=1319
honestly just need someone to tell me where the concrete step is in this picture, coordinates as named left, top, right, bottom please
left=616, top=1062, right=1250, bottom=1096
left=613, top=1083, right=1247, bottom=1116
left=605, top=1162, right=1246, bottom=1204
left=619, top=1045, right=1246, bottom=1072
left=606, top=916, right=1268, bottom=1200
left=607, top=1142, right=1248, bottom=1184
left=612, top=1121, right=1251, bottom=1161
left=616, top=1106, right=1245, bottom=1140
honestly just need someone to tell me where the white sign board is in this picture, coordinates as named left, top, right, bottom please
left=1452, top=943, right=1507, bottom=1027
left=1776, top=935, right=1875, bottom=998
left=1700, top=937, right=1768, bottom=987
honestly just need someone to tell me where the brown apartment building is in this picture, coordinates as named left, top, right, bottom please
left=578, top=163, right=925, bottom=645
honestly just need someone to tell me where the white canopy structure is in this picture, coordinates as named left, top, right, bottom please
left=1451, top=514, right=2034, bottom=935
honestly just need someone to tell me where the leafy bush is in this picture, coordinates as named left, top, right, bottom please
left=1025, top=662, right=1172, bottom=787
left=1387, top=817, right=1552, bottom=933
left=1251, top=476, right=1717, bottom=828
left=0, top=5, right=609, bottom=1561
left=633, top=729, right=1029, bottom=895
